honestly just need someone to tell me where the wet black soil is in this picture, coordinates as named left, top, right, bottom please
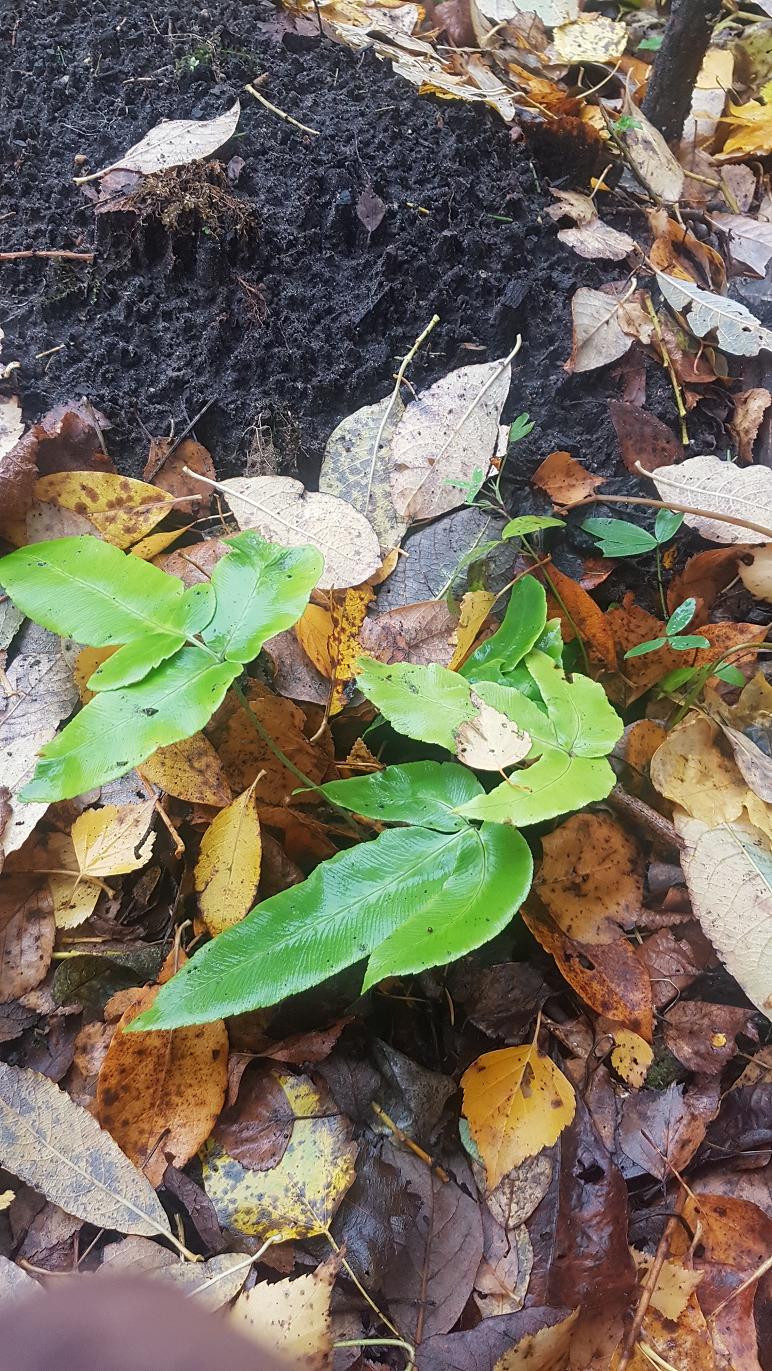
left=3, top=0, right=713, bottom=494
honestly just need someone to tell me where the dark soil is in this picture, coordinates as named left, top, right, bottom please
left=2, top=0, right=717, bottom=498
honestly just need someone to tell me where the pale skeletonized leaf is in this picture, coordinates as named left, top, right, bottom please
left=455, top=695, right=532, bottom=771
left=390, top=357, right=512, bottom=522
left=657, top=272, right=772, bottom=356
left=0, top=397, right=24, bottom=461
left=651, top=454, right=772, bottom=544
left=0, top=1062, right=172, bottom=1237
left=319, top=393, right=407, bottom=552
left=714, top=213, right=772, bottom=278
left=475, top=0, right=577, bottom=21
left=675, top=811, right=772, bottom=1015
left=80, top=101, right=240, bottom=180
left=557, top=220, right=637, bottom=262
left=220, top=476, right=381, bottom=590
left=566, top=288, right=654, bottom=373
left=0, top=1254, right=38, bottom=1299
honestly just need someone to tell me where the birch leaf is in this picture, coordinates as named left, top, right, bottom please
left=674, top=811, right=772, bottom=1015
left=651, top=453, right=772, bottom=544
left=461, top=1045, right=575, bottom=1190
left=30, top=801, right=156, bottom=930
left=195, top=783, right=262, bottom=937
left=389, top=357, right=512, bottom=522
left=220, top=476, right=381, bottom=590
left=81, top=101, right=240, bottom=180
left=32, top=473, right=175, bottom=549
left=0, top=1061, right=172, bottom=1236
left=232, top=1256, right=338, bottom=1369
left=657, top=272, right=772, bottom=357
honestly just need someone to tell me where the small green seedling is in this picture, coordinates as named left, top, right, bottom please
left=624, top=597, right=710, bottom=659
left=509, top=413, right=535, bottom=444
left=581, top=509, right=683, bottom=559
left=503, top=515, right=565, bottom=539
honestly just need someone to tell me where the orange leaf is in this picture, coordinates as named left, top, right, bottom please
left=535, top=813, right=644, bottom=943
left=532, top=450, right=604, bottom=510
left=542, top=564, right=617, bottom=671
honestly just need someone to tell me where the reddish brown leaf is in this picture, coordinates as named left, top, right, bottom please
left=541, top=564, right=617, bottom=671
left=434, top=0, right=475, bottom=47
left=213, top=1065, right=296, bottom=1171
left=639, top=927, right=716, bottom=1009
left=663, top=1000, right=758, bottom=1074
left=608, top=400, right=683, bottom=474
left=143, top=436, right=216, bottom=512
left=531, top=450, right=604, bottom=511
left=619, top=1080, right=719, bottom=1179
left=0, top=875, right=55, bottom=1003
left=666, top=546, right=747, bottom=622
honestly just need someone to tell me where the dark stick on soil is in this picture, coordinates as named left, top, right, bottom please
left=0, top=249, right=94, bottom=262
left=641, top=0, right=721, bottom=144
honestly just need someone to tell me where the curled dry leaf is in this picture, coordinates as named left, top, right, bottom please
left=674, top=811, right=772, bottom=1015
left=80, top=101, right=240, bottom=180
left=730, top=387, right=771, bottom=463
left=652, top=453, right=772, bottom=544
left=389, top=355, right=512, bottom=522
left=96, top=973, right=228, bottom=1188
left=0, top=1060, right=172, bottom=1236
left=566, top=287, right=654, bottom=374
left=648, top=209, right=725, bottom=292
left=531, top=449, right=604, bottom=510
left=295, top=586, right=374, bottom=714
left=195, top=783, right=262, bottom=937
left=657, top=272, right=772, bottom=357
left=614, top=104, right=685, bottom=204
left=461, top=1043, right=575, bottom=1191
left=535, top=813, right=643, bottom=943
left=221, top=475, right=381, bottom=590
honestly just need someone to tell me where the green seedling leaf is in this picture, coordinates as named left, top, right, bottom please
left=666, top=598, right=697, bottom=636
left=21, top=647, right=241, bottom=802
left=129, top=826, right=474, bottom=1028
left=509, top=413, right=534, bottom=443
left=456, top=749, right=616, bottom=827
left=581, top=518, right=658, bottom=558
left=202, top=531, right=322, bottom=664
left=461, top=575, right=547, bottom=683
left=715, top=663, right=746, bottom=686
left=318, top=761, right=483, bottom=832
left=669, top=633, right=711, bottom=651
left=625, top=637, right=667, bottom=659
left=0, top=537, right=214, bottom=645
left=502, top=516, right=565, bottom=539
left=654, top=509, right=683, bottom=543
left=362, top=823, right=532, bottom=988
left=88, top=633, right=187, bottom=691
left=657, top=667, right=697, bottom=691
left=357, top=657, right=474, bottom=752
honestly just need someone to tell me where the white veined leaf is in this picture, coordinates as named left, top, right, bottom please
left=78, top=101, right=240, bottom=181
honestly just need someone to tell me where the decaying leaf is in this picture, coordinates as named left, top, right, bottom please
left=652, top=452, right=772, bottom=544
left=449, top=589, right=496, bottom=671
left=663, top=1000, right=757, bottom=1075
left=195, top=783, right=261, bottom=937
left=0, top=876, right=55, bottom=1003
left=718, top=98, right=772, bottom=161
left=535, top=813, right=643, bottom=943
left=202, top=1072, right=357, bottom=1240
left=715, top=213, right=772, bottom=278
left=494, top=1309, right=580, bottom=1370
left=531, top=450, right=604, bottom=510
left=232, top=1255, right=338, bottom=1368
left=96, top=972, right=228, bottom=1187
left=207, top=680, right=331, bottom=802
left=33, top=800, right=156, bottom=929
left=553, top=14, right=625, bottom=63
left=319, top=393, right=406, bottom=552
left=607, top=1027, right=653, bottom=1089
left=608, top=400, right=683, bottom=474
left=542, top=564, right=617, bottom=670
left=566, top=287, right=654, bottom=374
left=657, top=272, right=772, bottom=357
left=221, top=475, right=381, bottom=590
left=557, top=220, right=637, bottom=263
left=295, top=586, right=374, bottom=714
left=461, top=1043, right=575, bottom=1191
left=0, top=1061, right=172, bottom=1235
left=79, top=101, right=240, bottom=180
left=389, top=356, right=512, bottom=522
left=31, top=472, right=174, bottom=549
left=358, top=599, right=458, bottom=667
left=138, top=733, right=232, bottom=807
left=730, top=387, right=771, bottom=463
left=620, top=1081, right=719, bottom=1180
left=614, top=104, right=685, bottom=204
left=674, top=811, right=772, bottom=1015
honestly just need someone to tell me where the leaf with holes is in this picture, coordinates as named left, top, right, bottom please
left=461, top=1044, right=575, bottom=1190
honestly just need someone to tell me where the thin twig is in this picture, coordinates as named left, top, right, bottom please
left=577, top=487, right=772, bottom=542
left=606, top=786, right=682, bottom=853
left=244, top=82, right=319, bottom=135
left=0, top=249, right=94, bottom=262
left=366, top=314, right=440, bottom=517
left=710, top=1251, right=772, bottom=1319
left=616, top=1190, right=687, bottom=1371
left=372, top=1103, right=449, bottom=1183
left=644, top=294, right=688, bottom=446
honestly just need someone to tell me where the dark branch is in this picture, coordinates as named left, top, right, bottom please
left=641, top=0, right=721, bottom=145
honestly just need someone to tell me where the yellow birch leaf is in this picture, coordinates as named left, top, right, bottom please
left=296, top=590, right=373, bottom=714
left=35, top=801, right=155, bottom=928
left=449, top=589, right=496, bottom=671
left=461, top=1044, right=575, bottom=1191
left=130, top=527, right=187, bottom=559
left=608, top=1028, right=654, bottom=1089
left=631, top=1250, right=703, bottom=1321
left=74, top=646, right=115, bottom=703
left=295, top=603, right=334, bottom=676
left=33, top=472, right=174, bottom=548
left=718, top=101, right=772, bottom=161
left=201, top=1073, right=357, bottom=1240
left=195, top=782, right=261, bottom=936
left=494, top=1309, right=580, bottom=1370
left=139, top=734, right=232, bottom=807
left=232, top=1255, right=338, bottom=1369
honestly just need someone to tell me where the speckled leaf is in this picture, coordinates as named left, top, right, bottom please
left=201, top=1074, right=356, bottom=1240
left=0, top=1060, right=171, bottom=1236
left=195, top=783, right=262, bottom=937
left=320, top=393, right=407, bottom=551
left=232, top=1255, right=338, bottom=1366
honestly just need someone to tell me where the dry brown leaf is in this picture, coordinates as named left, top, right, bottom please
left=390, top=355, right=512, bottom=522
left=566, top=287, right=654, bottom=374
left=96, top=972, right=228, bottom=1187
left=535, top=813, right=643, bottom=943
left=221, top=475, right=381, bottom=590
left=663, top=1000, right=757, bottom=1075
left=207, top=681, right=332, bottom=801
left=647, top=209, right=725, bottom=291
left=531, top=450, right=604, bottom=510
left=358, top=599, right=459, bottom=667
left=157, top=538, right=229, bottom=585
left=143, top=436, right=216, bottom=512
left=615, top=103, right=685, bottom=203
left=0, top=876, right=55, bottom=1003
left=262, top=628, right=329, bottom=706
left=542, top=564, right=617, bottom=671
left=608, top=400, right=683, bottom=474
left=666, top=546, right=746, bottom=623
left=138, top=733, right=232, bottom=807
left=232, top=1254, right=338, bottom=1368
left=730, top=387, right=772, bottom=463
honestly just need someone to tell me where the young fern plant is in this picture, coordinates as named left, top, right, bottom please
left=1, top=536, right=623, bottom=1032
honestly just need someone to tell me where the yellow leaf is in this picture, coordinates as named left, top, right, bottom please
left=73, top=646, right=115, bottom=703
left=138, top=734, right=232, bottom=807
left=36, top=801, right=155, bottom=928
left=554, top=14, right=626, bottom=63
left=608, top=1027, right=654, bottom=1089
left=201, top=1073, right=357, bottom=1240
left=494, top=1309, right=579, bottom=1370
left=295, top=603, right=334, bottom=676
left=650, top=713, right=772, bottom=844
left=296, top=588, right=374, bottom=714
left=718, top=100, right=772, bottom=160
left=0, top=1190, right=15, bottom=1210
left=231, top=1255, right=338, bottom=1369
left=130, top=527, right=187, bottom=559
left=631, top=1250, right=703, bottom=1321
left=195, top=782, right=261, bottom=936
left=449, top=590, right=496, bottom=671
left=33, top=472, right=174, bottom=548
left=535, top=813, right=643, bottom=943
left=461, top=1043, right=575, bottom=1191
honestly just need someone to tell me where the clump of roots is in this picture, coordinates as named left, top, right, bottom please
left=111, top=161, right=258, bottom=239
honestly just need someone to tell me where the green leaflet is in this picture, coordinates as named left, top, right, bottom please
left=525, top=650, right=622, bottom=757
left=88, top=633, right=187, bottom=691
left=356, top=658, right=475, bottom=752
left=461, top=575, right=547, bottom=684
left=202, top=531, right=323, bottom=663
left=580, top=518, right=658, bottom=558
left=472, top=681, right=558, bottom=757
left=21, top=647, right=241, bottom=802
left=456, top=749, right=616, bottom=825
left=0, top=537, right=214, bottom=645
left=362, top=822, right=532, bottom=988
left=129, top=826, right=472, bottom=1029
left=318, top=761, right=484, bottom=832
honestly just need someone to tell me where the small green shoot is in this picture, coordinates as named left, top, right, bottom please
left=581, top=509, right=683, bottom=558
left=509, top=413, right=535, bottom=444
left=624, top=597, right=709, bottom=660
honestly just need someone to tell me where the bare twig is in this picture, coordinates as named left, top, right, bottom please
left=0, top=249, right=94, bottom=262
left=616, top=1190, right=687, bottom=1371
left=372, top=1102, right=450, bottom=1183
left=244, top=82, right=319, bottom=136
left=366, top=313, right=440, bottom=518
left=606, top=786, right=682, bottom=853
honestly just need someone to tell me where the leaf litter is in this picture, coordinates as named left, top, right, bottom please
left=4, top=5, right=772, bottom=1366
